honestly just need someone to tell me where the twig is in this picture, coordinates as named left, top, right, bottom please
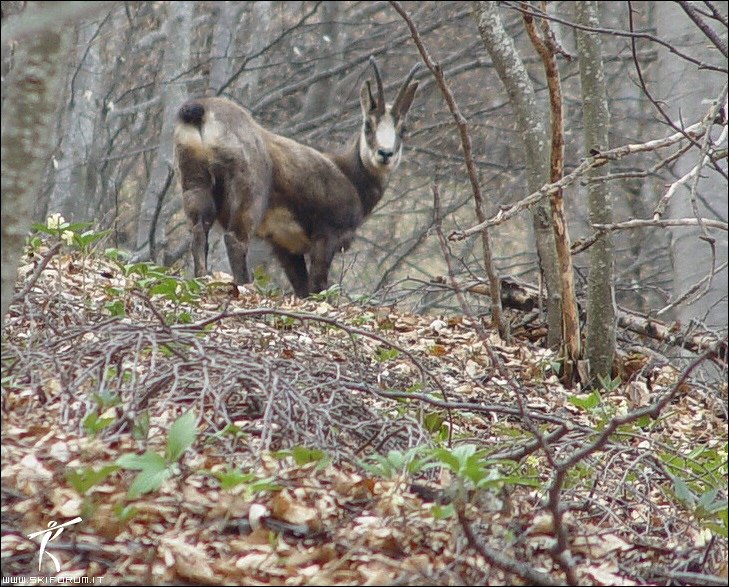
left=174, top=306, right=453, bottom=407
left=502, top=1, right=727, bottom=74
left=456, top=502, right=562, bottom=587
left=451, top=119, right=709, bottom=240
left=572, top=217, right=728, bottom=255
left=10, top=242, right=63, bottom=307
left=390, top=1, right=507, bottom=339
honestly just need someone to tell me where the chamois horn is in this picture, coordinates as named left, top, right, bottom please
left=393, top=63, right=421, bottom=114
left=368, top=56, right=386, bottom=114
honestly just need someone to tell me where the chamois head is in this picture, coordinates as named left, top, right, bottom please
left=359, top=57, right=419, bottom=174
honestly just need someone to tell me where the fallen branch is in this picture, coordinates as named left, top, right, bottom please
left=451, top=277, right=728, bottom=366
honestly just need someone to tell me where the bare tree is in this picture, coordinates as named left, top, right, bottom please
left=576, top=1, right=616, bottom=381
left=656, top=2, right=728, bottom=332
left=134, top=1, right=193, bottom=263
left=474, top=1, right=563, bottom=347
left=7, top=0, right=723, bottom=379
left=1, top=2, right=72, bottom=324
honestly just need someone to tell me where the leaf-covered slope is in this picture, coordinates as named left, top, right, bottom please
left=2, top=245, right=727, bottom=585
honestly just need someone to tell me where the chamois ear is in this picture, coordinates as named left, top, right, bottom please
left=393, top=82, right=418, bottom=119
left=360, top=80, right=378, bottom=116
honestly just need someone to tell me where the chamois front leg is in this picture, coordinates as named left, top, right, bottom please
left=223, top=167, right=270, bottom=285
left=224, top=231, right=251, bottom=285
left=183, top=187, right=216, bottom=278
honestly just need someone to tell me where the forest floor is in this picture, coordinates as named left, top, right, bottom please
left=1, top=243, right=727, bottom=586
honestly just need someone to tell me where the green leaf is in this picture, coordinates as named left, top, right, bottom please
left=703, top=522, right=729, bottom=539
left=373, top=347, right=399, bottom=362
left=132, top=411, right=150, bottom=440
left=65, top=465, right=118, bottom=495
left=116, top=450, right=166, bottom=471
left=114, top=503, right=139, bottom=523
left=212, top=468, right=256, bottom=490
left=568, top=390, right=601, bottom=410
left=148, top=280, right=178, bottom=298
left=290, top=446, right=326, bottom=465
left=82, top=413, right=115, bottom=436
left=165, top=412, right=196, bottom=463
left=127, top=466, right=171, bottom=499
left=431, top=503, right=455, bottom=519
left=673, top=477, right=696, bottom=507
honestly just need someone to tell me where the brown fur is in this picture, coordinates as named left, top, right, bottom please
left=173, top=61, right=418, bottom=297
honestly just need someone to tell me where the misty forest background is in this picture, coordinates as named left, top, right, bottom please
left=1, top=3, right=728, bottom=584
left=1, top=1, right=727, bottom=377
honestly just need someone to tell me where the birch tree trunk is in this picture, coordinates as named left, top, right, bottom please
left=473, top=1, right=563, bottom=347
left=1, top=1, right=71, bottom=324
left=134, top=1, right=192, bottom=262
left=576, top=1, right=616, bottom=382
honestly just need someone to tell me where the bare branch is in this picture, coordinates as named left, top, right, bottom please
left=502, top=1, right=727, bottom=74
left=451, top=119, right=711, bottom=240
left=390, top=0, right=507, bottom=339
left=676, top=0, right=728, bottom=57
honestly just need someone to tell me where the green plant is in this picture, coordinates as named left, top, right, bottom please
left=65, top=465, right=119, bottom=495
left=32, top=214, right=110, bottom=254
left=115, top=412, right=197, bottom=499
left=660, top=442, right=729, bottom=538
left=102, top=252, right=205, bottom=323
left=359, top=446, right=430, bottom=479
left=252, top=265, right=281, bottom=297
left=596, top=373, right=622, bottom=393
left=82, top=412, right=116, bottom=436
left=82, top=389, right=121, bottom=436
left=308, top=283, right=341, bottom=303
left=568, top=389, right=601, bottom=411
left=208, top=467, right=280, bottom=493
left=272, top=446, right=331, bottom=470
left=373, top=347, right=399, bottom=363
left=428, top=444, right=540, bottom=492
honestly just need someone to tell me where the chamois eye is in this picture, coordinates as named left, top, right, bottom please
left=364, top=120, right=374, bottom=134
left=399, top=124, right=408, bottom=138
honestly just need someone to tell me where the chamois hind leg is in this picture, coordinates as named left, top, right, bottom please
left=183, top=187, right=216, bottom=278
left=272, top=245, right=309, bottom=298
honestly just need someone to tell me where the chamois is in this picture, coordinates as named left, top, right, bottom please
left=173, top=58, right=418, bottom=297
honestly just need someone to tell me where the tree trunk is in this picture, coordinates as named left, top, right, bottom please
left=241, top=1, right=275, bottom=106
left=47, top=19, right=103, bottom=222
left=473, top=1, right=563, bottom=347
left=576, top=1, right=616, bottom=382
left=1, top=2, right=71, bottom=325
left=302, top=1, right=344, bottom=120
left=134, top=1, right=192, bottom=262
left=208, top=1, right=240, bottom=95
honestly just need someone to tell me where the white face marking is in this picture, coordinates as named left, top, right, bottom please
left=376, top=115, right=397, bottom=152
left=360, top=110, right=403, bottom=173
